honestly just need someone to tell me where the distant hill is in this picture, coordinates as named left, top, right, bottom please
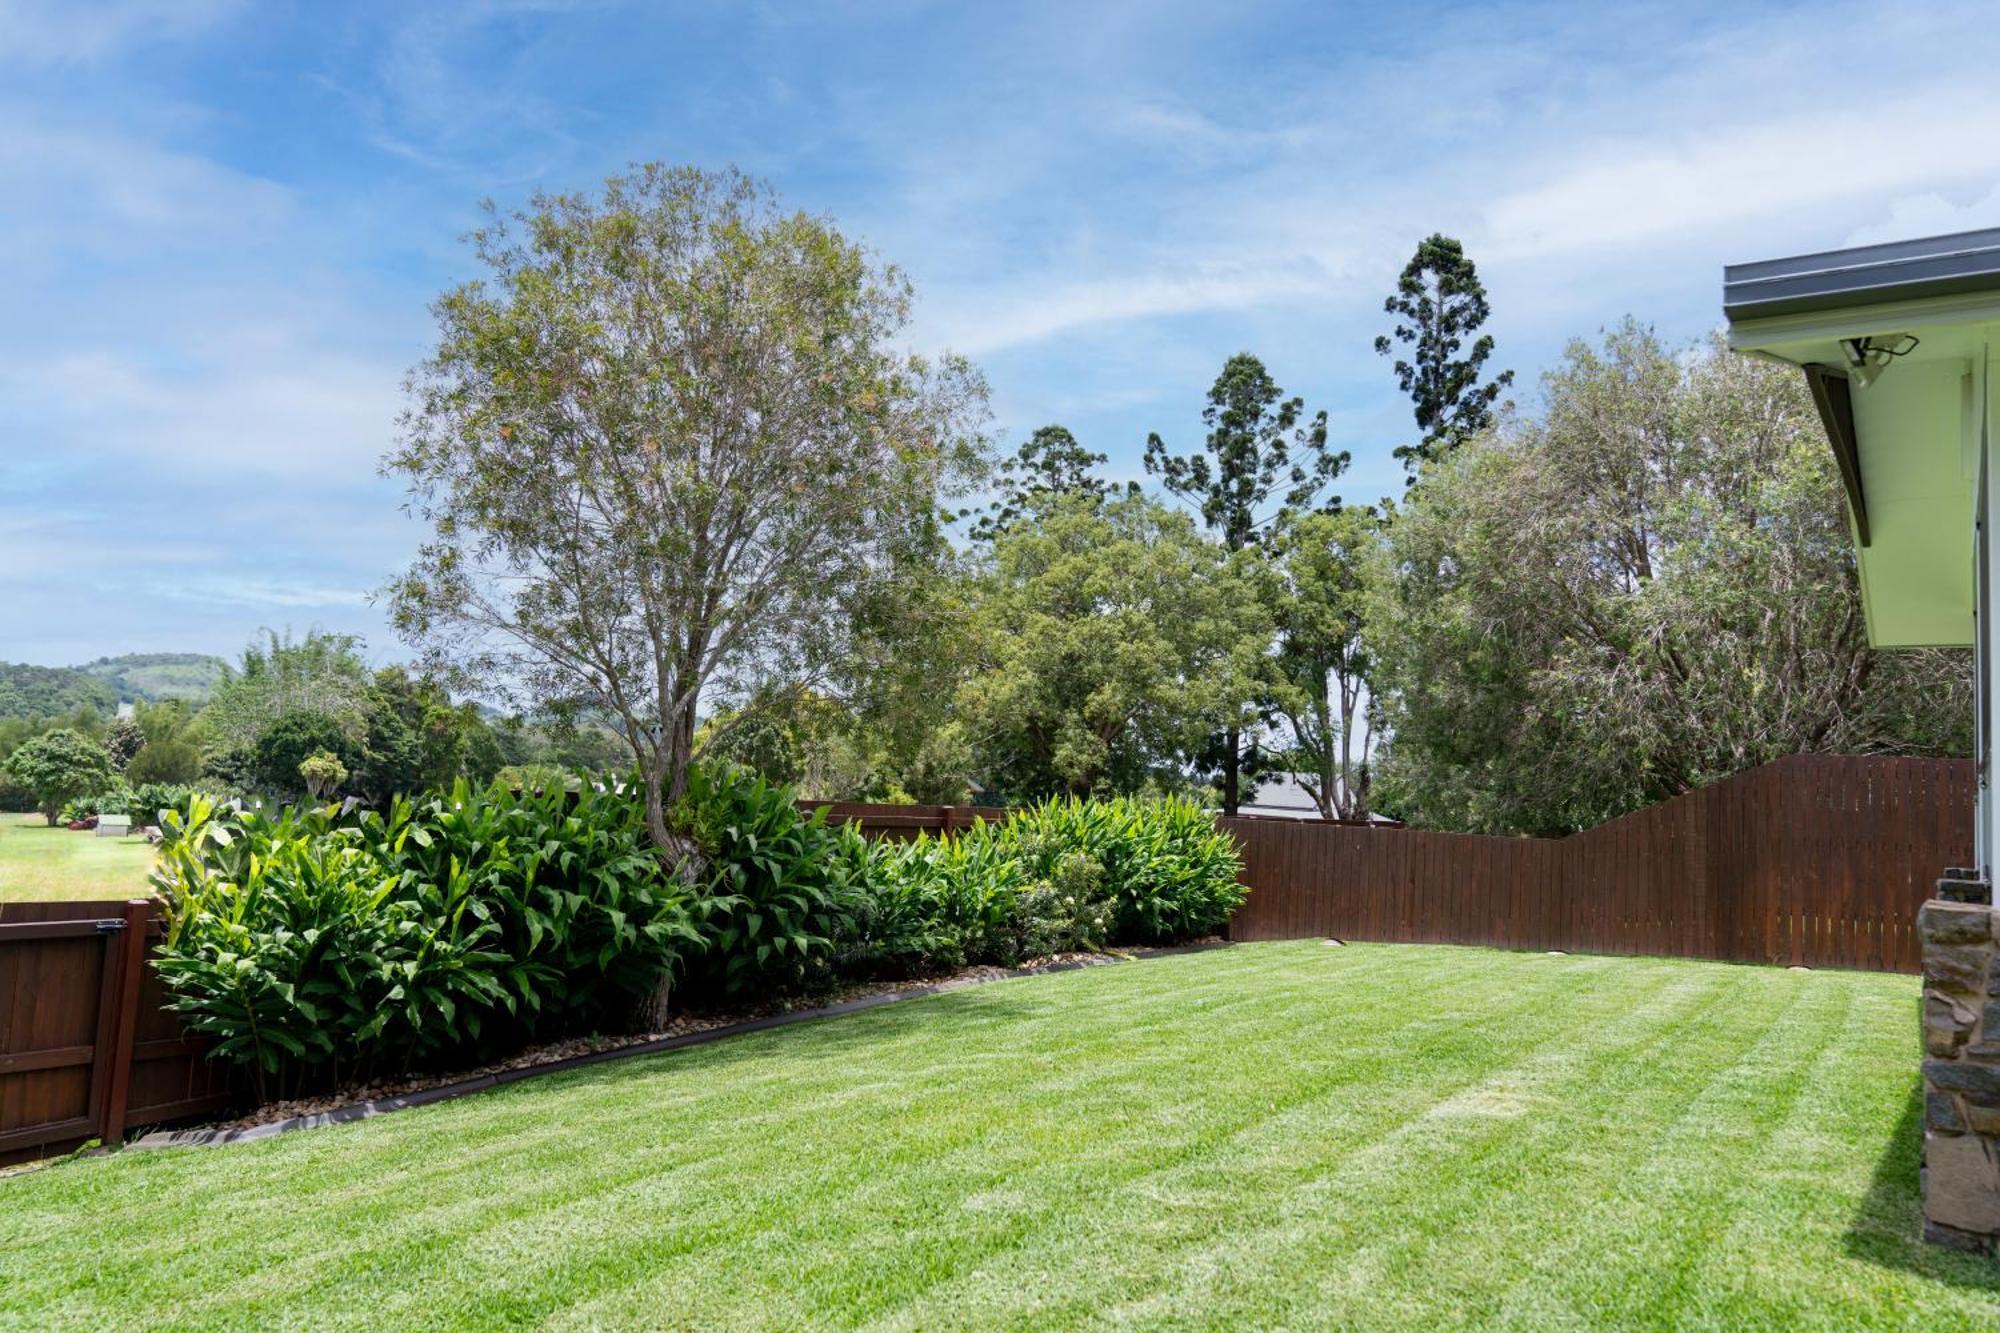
left=0, top=662, right=118, bottom=719
left=79, top=653, right=231, bottom=704
left=0, top=653, right=232, bottom=720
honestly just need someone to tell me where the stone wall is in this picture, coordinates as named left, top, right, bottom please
left=1920, top=881, right=2000, bottom=1253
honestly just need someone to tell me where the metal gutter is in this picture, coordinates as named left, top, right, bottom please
left=1724, top=227, right=2000, bottom=323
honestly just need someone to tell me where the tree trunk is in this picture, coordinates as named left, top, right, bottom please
left=629, top=718, right=707, bottom=1034
left=1223, top=725, right=1241, bottom=816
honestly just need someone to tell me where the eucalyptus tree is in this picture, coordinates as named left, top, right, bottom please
left=958, top=491, right=1273, bottom=803
left=1368, top=322, right=1971, bottom=834
left=1143, top=352, right=1346, bottom=812
left=1375, top=233, right=1513, bottom=480
left=1267, top=506, right=1384, bottom=821
left=384, top=164, right=989, bottom=859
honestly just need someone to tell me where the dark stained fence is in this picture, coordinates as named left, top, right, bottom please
left=1223, top=754, right=1974, bottom=973
left=798, top=800, right=1009, bottom=841
left=0, top=758, right=1962, bottom=1164
left=0, top=899, right=233, bottom=1167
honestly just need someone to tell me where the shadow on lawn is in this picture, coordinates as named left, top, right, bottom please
left=1844, top=1082, right=2000, bottom=1292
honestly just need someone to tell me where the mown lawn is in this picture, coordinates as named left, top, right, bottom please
left=3, top=942, right=1997, bottom=1329
left=0, top=812, right=155, bottom=901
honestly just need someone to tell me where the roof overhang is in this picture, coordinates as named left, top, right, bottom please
left=1724, top=228, right=2000, bottom=649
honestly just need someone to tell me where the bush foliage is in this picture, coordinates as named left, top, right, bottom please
left=153, top=783, right=700, bottom=1098
left=150, top=765, right=1244, bottom=1101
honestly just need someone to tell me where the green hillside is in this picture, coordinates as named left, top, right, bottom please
left=78, top=653, right=230, bottom=703
left=0, top=663, right=118, bottom=719
left=0, top=653, right=231, bottom=720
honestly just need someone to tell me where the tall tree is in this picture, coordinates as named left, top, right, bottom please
left=385, top=164, right=988, bottom=861
left=1375, top=233, right=1513, bottom=480
left=1267, top=506, right=1383, bottom=822
left=958, top=491, right=1272, bottom=802
left=968, top=425, right=1132, bottom=542
left=201, top=630, right=371, bottom=757
left=1144, top=352, right=1346, bottom=812
left=1368, top=323, right=1972, bottom=835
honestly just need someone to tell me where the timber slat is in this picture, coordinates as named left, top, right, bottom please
left=1220, top=754, right=1970, bottom=974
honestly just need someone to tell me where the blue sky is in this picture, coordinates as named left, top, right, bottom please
left=7, top=0, right=2000, bottom=667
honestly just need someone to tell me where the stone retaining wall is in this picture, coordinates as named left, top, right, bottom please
left=1919, top=880, right=2000, bottom=1253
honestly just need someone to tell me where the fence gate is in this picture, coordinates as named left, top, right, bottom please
left=0, top=899, right=232, bottom=1166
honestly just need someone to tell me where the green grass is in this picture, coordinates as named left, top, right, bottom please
left=0, top=812, right=155, bottom=901
left=2, top=942, right=1996, bottom=1328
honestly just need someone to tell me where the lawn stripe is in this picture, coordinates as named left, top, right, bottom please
left=1, top=944, right=1995, bottom=1330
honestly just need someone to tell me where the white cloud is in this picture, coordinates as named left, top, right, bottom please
left=160, top=576, right=374, bottom=611
left=1840, top=187, right=2000, bottom=249
left=927, top=257, right=1341, bottom=356
left=1479, top=85, right=2000, bottom=262
left=0, top=0, right=241, bottom=66
left=4, top=345, right=404, bottom=476
left=0, top=115, right=294, bottom=258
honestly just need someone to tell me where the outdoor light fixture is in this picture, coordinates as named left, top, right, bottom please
left=1839, top=333, right=1920, bottom=389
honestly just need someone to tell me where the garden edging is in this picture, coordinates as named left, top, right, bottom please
left=127, top=944, right=1226, bottom=1152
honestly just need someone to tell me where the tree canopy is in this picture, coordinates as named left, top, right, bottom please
left=1376, top=234, right=1513, bottom=480
left=1143, top=353, right=1347, bottom=813
left=1368, top=322, right=1971, bottom=834
left=968, top=425, right=1134, bottom=542
left=384, top=164, right=988, bottom=855
left=1266, top=506, right=1384, bottom=821
left=956, top=492, right=1272, bottom=802
left=4, top=728, right=115, bottom=825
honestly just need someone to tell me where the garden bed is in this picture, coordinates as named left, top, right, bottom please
left=144, top=949, right=1182, bottom=1143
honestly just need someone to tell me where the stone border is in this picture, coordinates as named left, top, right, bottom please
left=128, top=944, right=1226, bottom=1151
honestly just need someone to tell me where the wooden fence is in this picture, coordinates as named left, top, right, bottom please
left=1222, top=754, right=1974, bottom=973
left=0, top=899, right=233, bottom=1167
left=0, top=756, right=1970, bottom=1164
left=798, top=800, right=1009, bottom=840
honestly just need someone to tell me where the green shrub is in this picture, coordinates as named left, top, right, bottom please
left=359, top=780, right=700, bottom=1038
left=59, top=782, right=133, bottom=822
left=853, top=827, right=1025, bottom=974
left=1009, top=846, right=1116, bottom=958
left=249, top=710, right=357, bottom=797
left=495, top=763, right=571, bottom=795
left=125, top=738, right=205, bottom=786
left=153, top=796, right=512, bottom=1101
left=149, top=762, right=1244, bottom=1105
left=151, top=781, right=700, bottom=1096
left=997, top=795, right=1244, bottom=945
left=674, top=763, right=873, bottom=999
left=5, top=727, right=115, bottom=825
left=0, top=770, right=35, bottom=814
left=129, top=781, right=197, bottom=826
left=299, top=749, right=348, bottom=799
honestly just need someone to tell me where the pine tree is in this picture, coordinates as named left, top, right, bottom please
left=1375, top=234, right=1513, bottom=479
left=969, top=425, right=1133, bottom=542
left=1144, top=352, right=1347, bottom=813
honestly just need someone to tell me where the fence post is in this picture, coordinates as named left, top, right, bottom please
left=97, top=899, right=152, bottom=1148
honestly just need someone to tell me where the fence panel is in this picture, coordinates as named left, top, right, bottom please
left=797, top=801, right=1009, bottom=840
left=0, top=900, right=233, bottom=1167
left=1221, top=754, right=1972, bottom=973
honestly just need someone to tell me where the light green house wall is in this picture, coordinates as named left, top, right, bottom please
left=1849, top=354, right=1975, bottom=647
